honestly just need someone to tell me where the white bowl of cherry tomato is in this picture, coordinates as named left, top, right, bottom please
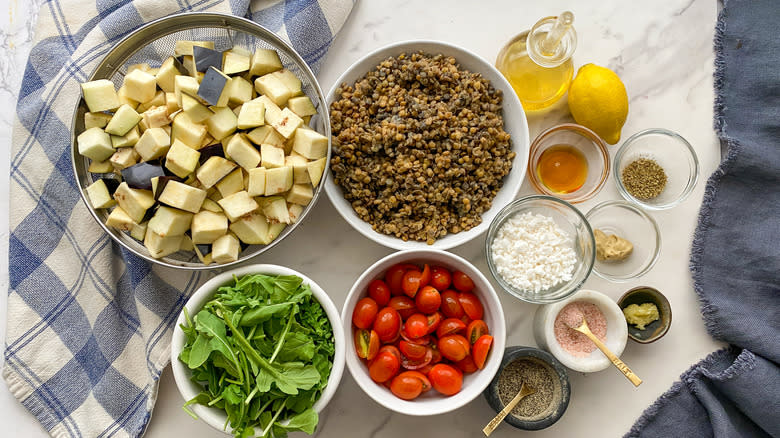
left=341, top=249, right=506, bottom=416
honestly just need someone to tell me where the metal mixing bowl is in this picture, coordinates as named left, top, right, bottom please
left=70, top=12, right=330, bottom=270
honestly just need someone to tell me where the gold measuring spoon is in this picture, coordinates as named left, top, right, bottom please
left=482, top=383, right=536, bottom=436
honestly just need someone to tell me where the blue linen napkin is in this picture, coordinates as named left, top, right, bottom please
left=627, top=0, right=780, bottom=436
left=3, top=1, right=353, bottom=436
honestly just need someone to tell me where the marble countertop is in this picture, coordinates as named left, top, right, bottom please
left=0, top=0, right=724, bottom=437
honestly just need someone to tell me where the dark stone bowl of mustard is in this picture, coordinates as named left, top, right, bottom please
left=618, top=286, right=672, bottom=343
left=484, top=346, right=570, bottom=431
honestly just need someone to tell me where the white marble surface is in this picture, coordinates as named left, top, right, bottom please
left=0, top=0, right=724, bottom=437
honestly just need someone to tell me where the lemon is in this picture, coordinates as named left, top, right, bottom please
left=568, top=64, right=628, bottom=145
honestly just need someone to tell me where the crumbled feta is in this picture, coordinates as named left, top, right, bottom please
left=490, top=212, right=577, bottom=293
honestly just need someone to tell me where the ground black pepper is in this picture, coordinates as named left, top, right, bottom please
left=497, top=357, right=560, bottom=420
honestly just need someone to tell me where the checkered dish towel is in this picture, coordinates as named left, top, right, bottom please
left=3, top=1, right=352, bottom=437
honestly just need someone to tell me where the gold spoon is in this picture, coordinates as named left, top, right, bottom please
left=565, top=310, right=642, bottom=387
left=482, top=383, right=536, bottom=436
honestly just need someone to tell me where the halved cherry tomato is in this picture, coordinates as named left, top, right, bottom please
left=400, top=331, right=431, bottom=345
left=466, top=319, right=489, bottom=344
left=415, top=286, right=441, bottom=314
left=429, top=343, right=443, bottom=364
left=354, top=329, right=380, bottom=360
left=452, top=270, right=475, bottom=293
left=428, top=364, right=463, bottom=395
left=417, top=364, right=434, bottom=375
left=373, top=307, right=401, bottom=343
left=385, top=264, right=408, bottom=296
left=368, top=279, right=391, bottom=306
left=378, top=344, right=401, bottom=361
left=425, top=312, right=442, bottom=335
left=402, top=269, right=423, bottom=298
left=419, top=264, right=431, bottom=288
left=430, top=266, right=452, bottom=291
left=352, top=297, right=379, bottom=329
left=436, top=318, right=467, bottom=338
left=405, top=370, right=432, bottom=392
left=390, top=371, right=431, bottom=400
left=455, top=355, right=478, bottom=374
left=401, top=347, right=432, bottom=370
left=399, top=340, right=427, bottom=360
left=438, top=334, right=470, bottom=362
left=404, top=313, right=428, bottom=339
left=389, top=296, right=416, bottom=320
left=369, top=351, right=400, bottom=383
left=458, top=292, right=484, bottom=321
left=440, top=289, right=465, bottom=319
left=473, top=334, right=493, bottom=369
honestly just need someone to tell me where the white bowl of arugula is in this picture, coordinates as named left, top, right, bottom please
left=171, top=264, right=345, bottom=437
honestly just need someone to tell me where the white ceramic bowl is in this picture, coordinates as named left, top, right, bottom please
left=341, top=249, right=507, bottom=416
left=324, top=40, right=530, bottom=250
left=170, top=264, right=345, bottom=435
left=532, top=289, right=627, bottom=373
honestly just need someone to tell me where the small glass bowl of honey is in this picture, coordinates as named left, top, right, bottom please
left=527, top=123, right=610, bottom=203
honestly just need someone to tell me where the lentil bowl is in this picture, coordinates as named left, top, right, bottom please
left=324, top=40, right=529, bottom=250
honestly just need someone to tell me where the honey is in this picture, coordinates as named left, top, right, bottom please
left=536, top=145, right=588, bottom=193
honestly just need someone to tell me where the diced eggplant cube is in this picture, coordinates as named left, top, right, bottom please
left=192, top=46, right=224, bottom=73
left=255, top=96, right=283, bottom=128
left=134, top=127, right=171, bottom=161
left=198, top=66, right=231, bottom=107
left=156, top=57, right=182, bottom=93
left=137, top=90, right=166, bottom=113
left=229, top=212, right=270, bottom=244
left=237, top=99, right=265, bottom=130
left=191, top=210, right=228, bottom=244
left=123, top=69, right=157, bottom=103
left=179, top=234, right=194, bottom=252
left=84, top=112, right=113, bottom=129
left=105, top=206, right=135, bottom=231
left=111, top=126, right=140, bottom=148
left=142, top=105, right=170, bottom=128
left=205, top=106, right=237, bottom=141
left=121, top=161, right=165, bottom=190
left=211, top=233, right=239, bottom=264
left=227, top=77, right=253, bottom=106
left=249, top=48, right=283, bottom=76
left=163, top=142, right=196, bottom=179
left=81, top=79, right=120, bottom=112
left=270, top=108, right=303, bottom=139
left=114, top=182, right=155, bottom=223
left=174, top=75, right=201, bottom=108
left=165, top=92, right=179, bottom=114
left=260, top=144, right=285, bottom=169
left=271, top=69, right=303, bottom=97
left=285, top=154, right=310, bottom=183
left=171, top=112, right=208, bottom=149
left=218, top=191, right=258, bottom=221
left=130, top=221, right=148, bottom=241
left=181, top=93, right=213, bottom=123
left=288, top=203, right=304, bottom=223
left=226, top=134, right=260, bottom=170
left=247, top=167, right=267, bottom=197
left=78, top=127, right=114, bottom=161
left=285, top=183, right=313, bottom=206
left=148, top=205, right=193, bottom=237
left=117, top=85, right=140, bottom=109
left=307, top=157, right=326, bottom=187
left=216, top=168, right=245, bottom=198
left=201, top=198, right=223, bottom=213
left=174, top=40, right=215, bottom=57
left=264, top=166, right=293, bottom=196
left=286, top=96, right=317, bottom=117
left=222, top=49, right=251, bottom=75
left=267, top=222, right=287, bottom=242
left=197, top=144, right=225, bottom=164
left=260, top=196, right=291, bottom=224
left=88, top=159, right=114, bottom=174
left=144, top=228, right=183, bottom=259
left=157, top=180, right=206, bottom=213
left=292, top=128, right=328, bottom=159
left=196, top=156, right=236, bottom=188
left=254, top=73, right=292, bottom=107
left=152, top=175, right=182, bottom=200
left=86, top=179, right=116, bottom=209
left=110, top=147, right=140, bottom=171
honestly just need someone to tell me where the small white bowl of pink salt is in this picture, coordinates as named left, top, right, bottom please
left=532, top=290, right=627, bottom=373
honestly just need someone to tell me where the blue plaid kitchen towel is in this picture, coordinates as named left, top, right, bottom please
left=3, top=1, right=352, bottom=437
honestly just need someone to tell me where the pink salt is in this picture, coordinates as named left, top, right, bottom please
left=553, top=301, right=607, bottom=357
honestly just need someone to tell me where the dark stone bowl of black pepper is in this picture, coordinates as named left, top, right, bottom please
left=484, top=346, right=570, bottom=431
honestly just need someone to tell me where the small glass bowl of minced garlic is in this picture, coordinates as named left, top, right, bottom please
left=614, top=128, right=700, bottom=210
left=618, top=286, right=672, bottom=343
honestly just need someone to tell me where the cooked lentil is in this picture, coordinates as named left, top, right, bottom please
left=497, top=357, right=560, bottom=420
left=329, top=52, right=515, bottom=244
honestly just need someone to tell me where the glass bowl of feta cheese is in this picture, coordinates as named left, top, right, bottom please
left=485, top=195, right=595, bottom=304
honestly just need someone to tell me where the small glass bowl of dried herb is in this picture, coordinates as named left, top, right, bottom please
left=614, top=128, right=699, bottom=210
left=484, top=346, right=570, bottom=431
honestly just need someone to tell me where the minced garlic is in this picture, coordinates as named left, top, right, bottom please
left=622, top=303, right=659, bottom=330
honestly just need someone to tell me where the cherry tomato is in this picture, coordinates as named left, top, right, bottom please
left=436, top=318, right=467, bottom=338
left=369, top=351, right=400, bottom=383
left=438, top=334, right=470, bottom=362
left=402, top=269, right=423, bottom=298
left=429, top=343, right=443, bottom=364
left=400, top=331, right=431, bottom=345
left=354, top=329, right=380, bottom=361
left=373, top=307, right=401, bottom=343
left=404, top=313, right=428, bottom=339
left=430, top=266, right=452, bottom=291
left=452, top=270, right=475, bottom=293
left=385, top=264, right=408, bottom=296
left=389, top=296, right=416, bottom=320
left=458, top=292, right=484, bottom=321
left=428, top=364, right=463, bottom=396
left=440, top=289, right=465, bottom=319
left=425, top=312, right=442, bottom=335
left=473, top=334, right=493, bottom=369
left=415, top=286, right=441, bottom=314
left=406, top=370, right=432, bottom=392
left=455, top=355, right=478, bottom=374
left=378, top=345, right=401, bottom=361
left=390, top=371, right=431, bottom=400
left=401, top=347, right=432, bottom=370
left=399, top=340, right=427, bottom=360
left=368, top=279, right=391, bottom=306
left=352, top=297, right=379, bottom=329
left=466, top=320, right=489, bottom=344
left=419, top=264, right=431, bottom=288
left=418, top=364, right=434, bottom=374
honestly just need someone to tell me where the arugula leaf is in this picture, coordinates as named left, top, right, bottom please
left=281, top=408, right=318, bottom=435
